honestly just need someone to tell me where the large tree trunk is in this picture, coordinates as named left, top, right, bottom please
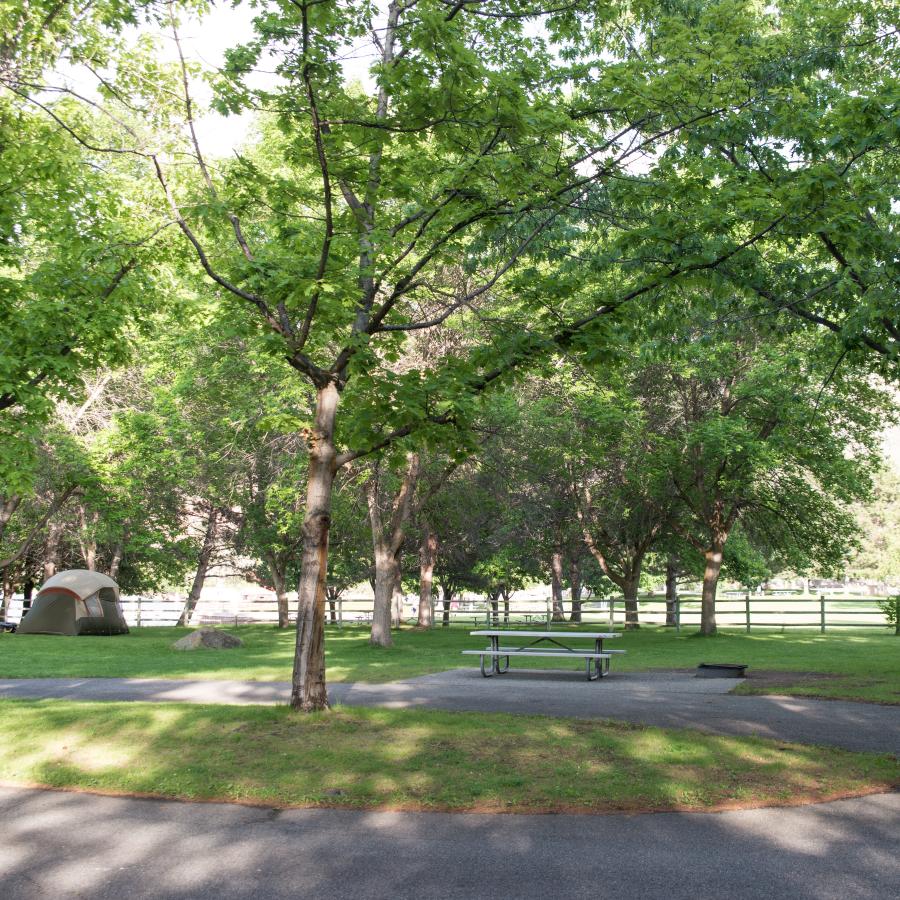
left=550, top=549, right=566, bottom=621
left=268, top=556, right=291, bottom=628
left=700, top=538, right=724, bottom=635
left=569, top=559, right=582, bottom=623
left=291, top=383, right=339, bottom=711
left=665, top=556, right=678, bottom=627
left=177, top=506, right=220, bottom=627
left=417, top=528, right=437, bottom=628
left=371, top=548, right=398, bottom=645
left=622, top=574, right=640, bottom=630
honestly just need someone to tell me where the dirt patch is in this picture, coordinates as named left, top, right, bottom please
left=743, top=670, right=844, bottom=687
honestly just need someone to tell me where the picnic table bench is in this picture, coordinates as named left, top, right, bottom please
left=463, top=630, right=624, bottom=681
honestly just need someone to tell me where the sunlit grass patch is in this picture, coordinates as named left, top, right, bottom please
left=0, top=699, right=896, bottom=813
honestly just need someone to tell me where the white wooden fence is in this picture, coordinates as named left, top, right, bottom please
left=3, top=591, right=892, bottom=631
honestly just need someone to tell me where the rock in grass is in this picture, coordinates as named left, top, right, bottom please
left=172, top=628, right=243, bottom=651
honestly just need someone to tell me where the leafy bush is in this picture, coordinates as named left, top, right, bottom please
left=877, top=596, right=900, bottom=634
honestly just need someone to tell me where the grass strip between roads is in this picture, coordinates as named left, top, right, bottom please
left=2, top=626, right=898, bottom=704
left=0, top=699, right=896, bottom=814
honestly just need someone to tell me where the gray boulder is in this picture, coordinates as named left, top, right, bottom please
left=172, top=627, right=243, bottom=651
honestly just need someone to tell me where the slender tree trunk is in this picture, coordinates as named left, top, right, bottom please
left=390, top=556, right=404, bottom=628
left=0, top=495, right=21, bottom=545
left=291, top=382, right=340, bottom=711
left=22, top=577, right=34, bottom=611
left=366, top=453, right=419, bottom=647
left=700, top=539, right=724, bottom=635
left=108, top=538, right=125, bottom=581
left=0, top=568, right=11, bottom=619
left=417, top=528, right=437, bottom=628
left=665, top=556, right=679, bottom=627
left=502, top=587, right=510, bottom=625
left=326, top=587, right=339, bottom=624
left=371, top=548, right=398, bottom=645
left=550, top=549, right=566, bottom=621
left=78, top=506, right=99, bottom=571
left=622, top=574, right=640, bottom=630
left=569, top=559, right=582, bottom=623
left=489, top=588, right=500, bottom=626
left=178, top=507, right=220, bottom=627
left=268, top=557, right=290, bottom=628
left=441, top=583, right=453, bottom=627
left=43, top=519, right=63, bottom=582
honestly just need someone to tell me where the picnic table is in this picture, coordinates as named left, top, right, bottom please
left=463, top=630, right=624, bottom=681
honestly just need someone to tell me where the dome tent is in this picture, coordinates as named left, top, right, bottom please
left=18, top=570, right=129, bottom=636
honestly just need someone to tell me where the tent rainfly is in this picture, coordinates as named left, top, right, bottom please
left=18, top=570, right=129, bottom=636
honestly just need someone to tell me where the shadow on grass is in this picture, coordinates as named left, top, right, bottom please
left=1, top=700, right=897, bottom=814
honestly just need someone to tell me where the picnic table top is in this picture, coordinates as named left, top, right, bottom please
left=470, top=630, right=620, bottom=639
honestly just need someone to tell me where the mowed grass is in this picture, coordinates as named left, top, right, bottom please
left=0, top=699, right=896, bottom=813
left=1, top=625, right=897, bottom=703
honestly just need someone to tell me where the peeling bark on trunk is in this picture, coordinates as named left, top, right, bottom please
left=665, top=557, right=678, bottom=627
left=417, top=528, right=437, bottom=628
left=291, top=383, right=339, bottom=711
left=550, top=549, right=566, bottom=621
left=569, top=559, right=582, bottom=623
left=178, top=507, right=220, bottom=627
left=700, top=540, right=724, bottom=635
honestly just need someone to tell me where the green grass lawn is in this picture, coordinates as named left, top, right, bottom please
left=0, top=699, right=896, bottom=813
left=1, top=625, right=897, bottom=703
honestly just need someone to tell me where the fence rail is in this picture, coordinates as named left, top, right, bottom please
left=3, top=592, right=893, bottom=631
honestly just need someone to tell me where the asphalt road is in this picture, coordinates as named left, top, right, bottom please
left=1, top=785, right=898, bottom=899
left=2, top=670, right=898, bottom=754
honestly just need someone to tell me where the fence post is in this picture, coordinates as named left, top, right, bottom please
left=337, top=598, right=343, bottom=628
left=608, top=598, right=615, bottom=628
left=136, top=595, right=142, bottom=628
left=745, top=592, right=751, bottom=633
left=674, top=599, right=680, bottom=633
left=820, top=594, right=826, bottom=633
